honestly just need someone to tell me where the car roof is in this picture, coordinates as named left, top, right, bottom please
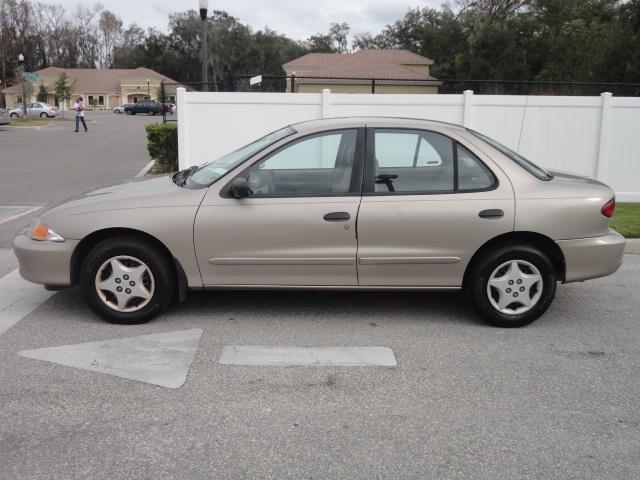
left=290, top=116, right=467, bottom=133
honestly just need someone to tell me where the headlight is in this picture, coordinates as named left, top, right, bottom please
left=30, top=220, right=65, bottom=242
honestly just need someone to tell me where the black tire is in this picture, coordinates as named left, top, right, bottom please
left=465, top=243, right=557, bottom=328
left=40, top=112, right=48, bottom=118
left=10, top=112, right=18, bottom=118
left=80, top=236, right=176, bottom=324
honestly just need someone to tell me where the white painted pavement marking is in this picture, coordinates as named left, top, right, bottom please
left=18, top=329, right=204, bottom=389
left=219, top=346, right=397, bottom=367
left=135, top=160, right=155, bottom=178
left=0, top=269, right=54, bottom=336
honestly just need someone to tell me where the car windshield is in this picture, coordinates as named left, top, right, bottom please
left=468, top=129, right=553, bottom=180
left=182, top=126, right=296, bottom=188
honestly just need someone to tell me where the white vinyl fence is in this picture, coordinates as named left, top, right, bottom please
left=176, top=88, right=640, bottom=201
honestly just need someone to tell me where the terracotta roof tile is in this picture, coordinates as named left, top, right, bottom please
left=285, top=49, right=437, bottom=81
left=1, top=67, right=182, bottom=94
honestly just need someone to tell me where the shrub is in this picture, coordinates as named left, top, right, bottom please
left=145, top=124, right=178, bottom=173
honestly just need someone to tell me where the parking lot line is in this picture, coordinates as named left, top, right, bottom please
left=219, top=346, right=397, bottom=367
left=0, top=269, right=54, bottom=336
left=135, top=160, right=155, bottom=178
left=0, top=206, right=41, bottom=226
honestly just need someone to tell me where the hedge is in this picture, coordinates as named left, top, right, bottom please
left=145, top=123, right=178, bottom=173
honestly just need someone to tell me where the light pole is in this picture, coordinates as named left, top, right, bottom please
left=18, top=53, right=27, bottom=116
left=199, top=0, right=209, bottom=92
left=146, top=78, right=150, bottom=98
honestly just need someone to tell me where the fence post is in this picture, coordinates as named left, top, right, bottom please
left=322, top=89, right=332, bottom=118
left=177, top=87, right=189, bottom=170
left=372, top=79, right=376, bottom=94
left=291, top=74, right=296, bottom=93
left=463, top=90, right=474, bottom=128
left=595, top=92, right=612, bottom=181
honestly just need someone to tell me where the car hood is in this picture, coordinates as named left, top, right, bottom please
left=43, top=175, right=207, bottom=217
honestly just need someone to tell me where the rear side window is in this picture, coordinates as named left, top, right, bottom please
left=373, top=130, right=454, bottom=193
left=369, top=129, right=496, bottom=194
left=457, top=144, right=495, bottom=190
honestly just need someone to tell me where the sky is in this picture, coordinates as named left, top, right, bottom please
left=53, top=0, right=444, bottom=40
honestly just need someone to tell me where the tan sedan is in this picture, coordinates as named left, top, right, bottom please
left=14, top=117, right=625, bottom=327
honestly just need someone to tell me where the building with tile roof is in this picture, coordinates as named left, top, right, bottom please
left=1, top=66, right=183, bottom=110
left=282, top=49, right=441, bottom=94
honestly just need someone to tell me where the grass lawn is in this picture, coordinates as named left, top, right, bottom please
left=611, top=203, right=640, bottom=238
left=9, top=118, right=50, bottom=127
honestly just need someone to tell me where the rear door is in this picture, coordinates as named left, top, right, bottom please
left=356, top=127, right=515, bottom=287
left=194, top=127, right=365, bottom=286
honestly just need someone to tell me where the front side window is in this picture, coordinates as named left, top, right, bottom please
left=373, top=130, right=454, bottom=193
left=247, top=129, right=358, bottom=196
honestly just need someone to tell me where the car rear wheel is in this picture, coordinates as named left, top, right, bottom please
left=466, top=244, right=557, bottom=328
left=80, top=237, right=176, bottom=324
left=40, top=112, right=48, bottom=118
left=10, top=113, right=18, bottom=118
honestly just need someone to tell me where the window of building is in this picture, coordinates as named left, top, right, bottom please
left=98, top=95, right=105, bottom=106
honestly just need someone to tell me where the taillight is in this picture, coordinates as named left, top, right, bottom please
left=601, top=197, right=616, bottom=218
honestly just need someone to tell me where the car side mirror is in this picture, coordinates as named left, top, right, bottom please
left=230, top=177, right=251, bottom=198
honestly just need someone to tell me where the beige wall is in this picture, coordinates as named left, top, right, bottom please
left=402, top=64, right=431, bottom=77
left=296, top=83, right=439, bottom=94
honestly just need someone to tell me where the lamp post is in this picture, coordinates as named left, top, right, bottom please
left=146, top=78, right=150, bottom=98
left=18, top=53, right=27, bottom=116
left=199, top=0, right=209, bottom=92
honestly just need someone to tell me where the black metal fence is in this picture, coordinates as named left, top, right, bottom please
left=159, top=75, right=640, bottom=123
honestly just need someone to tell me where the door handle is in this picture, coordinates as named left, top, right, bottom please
left=323, top=212, right=350, bottom=222
left=479, top=209, right=504, bottom=219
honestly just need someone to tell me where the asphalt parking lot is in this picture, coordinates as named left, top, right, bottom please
left=1, top=113, right=639, bottom=479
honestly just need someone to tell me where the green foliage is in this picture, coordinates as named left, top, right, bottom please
left=36, top=83, right=48, bottom=102
left=145, top=124, right=178, bottom=173
left=3, top=0, right=640, bottom=91
left=53, top=73, right=71, bottom=115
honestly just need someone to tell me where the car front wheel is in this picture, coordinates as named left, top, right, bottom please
left=10, top=113, right=18, bottom=118
left=466, top=244, right=557, bottom=328
left=80, top=237, right=176, bottom=324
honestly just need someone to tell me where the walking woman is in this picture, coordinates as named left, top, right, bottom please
left=73, top=96, right=88, bottom=132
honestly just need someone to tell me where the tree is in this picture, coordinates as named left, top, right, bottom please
left=36, top=82, right=47, bottom=102
left=329, top=22, right=350, bottom=53
left=98, top=10, right=123, bottom=68
left=53, top=72, right=71, bottom=116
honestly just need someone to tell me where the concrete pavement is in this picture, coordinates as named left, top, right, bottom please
left=0, top=111, right=160, bottom=247
left=0, top=253, right=639, bottom=479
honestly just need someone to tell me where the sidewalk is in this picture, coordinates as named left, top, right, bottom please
left=626, top=238, right=640, bottom=254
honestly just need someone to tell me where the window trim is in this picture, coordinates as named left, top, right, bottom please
left=220, top=128, right=366, bottom=199
left=363, top=127, right=498, bottom=196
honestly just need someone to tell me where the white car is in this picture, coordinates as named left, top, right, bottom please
left=113, top=104, right=130, bottom=114
left=9, top=102, right=57, bottom=118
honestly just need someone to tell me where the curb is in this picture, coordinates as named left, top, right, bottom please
left=625, top=238, right=640, bottom=254
left=135, top=160, right=156, bottom=178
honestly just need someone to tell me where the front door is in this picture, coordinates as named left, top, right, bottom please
left=194, top=128, right=365, bottom=286
left=357, top=127, right=514, bottom=287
